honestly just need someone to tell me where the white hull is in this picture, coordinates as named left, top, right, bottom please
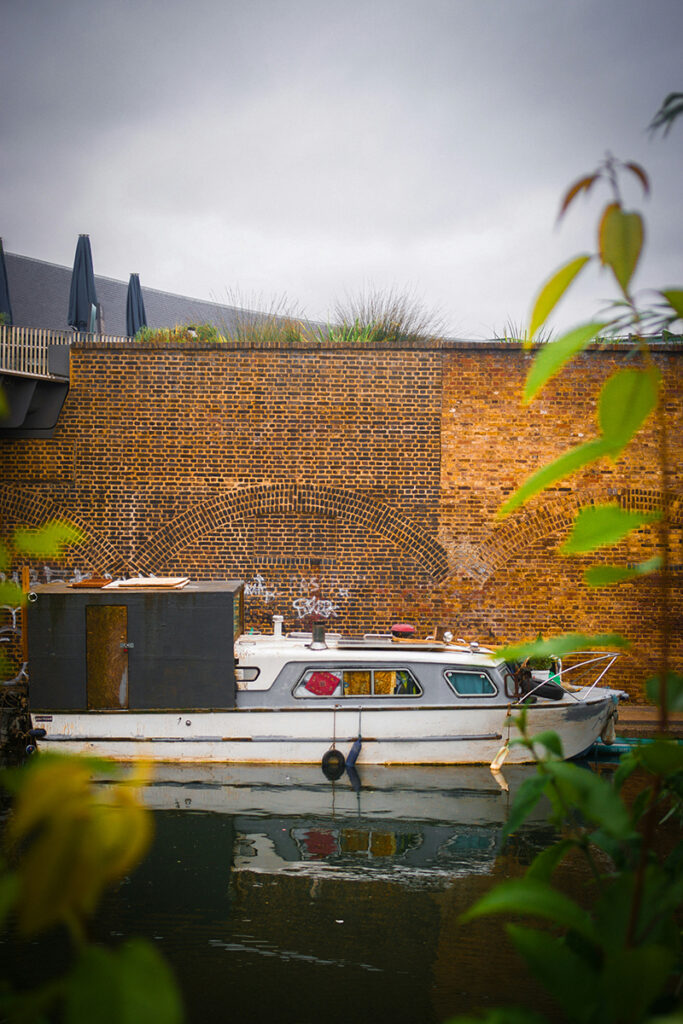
left=33, top=698, right=615, bottom=764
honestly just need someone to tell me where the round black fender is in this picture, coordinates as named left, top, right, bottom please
left=322, top=747, right=345, bottom=780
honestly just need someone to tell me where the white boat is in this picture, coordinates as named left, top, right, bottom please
left=27, top=580, right=625, bottom=766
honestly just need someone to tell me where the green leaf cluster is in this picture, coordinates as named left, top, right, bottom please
left=455, top=123, right=683, bottom=1024
left=455, top=715, right=683, bottom=1024
left=0, top=756, right=183, bottom=1023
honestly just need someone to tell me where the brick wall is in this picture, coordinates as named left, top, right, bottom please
left=2, top=338, right=681, bottom=700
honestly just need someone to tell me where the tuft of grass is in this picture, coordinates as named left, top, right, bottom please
left=321, top=288, right=444, bottom=345
left=492, top=319, right=555, bottom=345
left=215, top=289, right=314, bottom=345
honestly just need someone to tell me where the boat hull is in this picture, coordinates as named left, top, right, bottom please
left=31, top=697, right=616, bottom=764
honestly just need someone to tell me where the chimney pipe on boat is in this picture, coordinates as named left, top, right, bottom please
left=310, top=623, right=327, bottom=650
left=273, top=614, right=284, bottom=638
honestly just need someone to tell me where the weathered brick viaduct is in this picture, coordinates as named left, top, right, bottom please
left=2, top=337, right=681, bottom=700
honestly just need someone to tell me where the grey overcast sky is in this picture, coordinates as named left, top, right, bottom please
left=2, top=0, right=682, bottom=337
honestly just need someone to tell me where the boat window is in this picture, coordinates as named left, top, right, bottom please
left=293, top=668, right=422, bottom=698
left=295, top=670, right=343, bottom=697
left=344, top=670, right=371, bottom=696
left=445, top=670, right=497, bottom=697
left=235, top=666, right=260, bottom=682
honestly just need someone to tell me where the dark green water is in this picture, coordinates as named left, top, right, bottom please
left=2, top=763, right=575, bottom=1023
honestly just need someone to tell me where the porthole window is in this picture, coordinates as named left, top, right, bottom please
left=445, top=670, right=496, bottom=697
left=235, top=666, right=260, bottom=682
left=293, top=667, right=422, bottom=698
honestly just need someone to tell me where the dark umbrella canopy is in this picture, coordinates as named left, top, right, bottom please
left=67, top=234, right=98, bottom=332
left=0, top=239, right=13, bottom=326
left=126, top=273, right=147, bottom=337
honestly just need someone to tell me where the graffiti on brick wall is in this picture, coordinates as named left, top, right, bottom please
left=291, top=575, right=350, bottom=621
left=0, top=604, right=27, bottom=687
left=2, top=566, right=110, bottom=587
left=244, top=572, right=351, bottom=622
left=292, top=595, right=340, bottom=620
left=244, top=574, right=277, bottom=602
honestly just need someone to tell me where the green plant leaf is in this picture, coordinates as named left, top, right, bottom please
left=506, top=925, right=600, bottom=1022
left=65, top=941, right=183, bottom=1024
left=13, top=521, right=83, bottom=558
left=528, top=255, right=591, bottom=340
left=495, top=632, right=629, bottom=663
left=531, top=731, right=564, bottom=758
left=562, top=504, right=660, bottom=554
left=635, top=738, right=683, bottom=776
left=598, top=204, right=644, bottom=294
left=544, top=762, right=635, bottom=838
left=499, top=438, right=610, bottom=515
left=659, top=288, right=683, bottom=319
left=584, top=557, right=661, bottom=586
left=523, top=322, right=607, bottom=404
left=503, top=774, right=549, bottom=839
left=598, top=368, right=660, bottom=456
left=645, top=672, right=683, bottom=712
left=602, top=946, right=676, bottom=1024
left=526, top=839, right=577, bottom=882
left=0, top=580, right=24, bottom=607
left=460, top=879, right=599, bottom=943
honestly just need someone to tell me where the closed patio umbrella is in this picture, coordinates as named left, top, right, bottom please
left=67, top=234, right=98, bottom=332
left=0, top=239, right=13, bottom=326
left=126, top=273, right=147, bottom=337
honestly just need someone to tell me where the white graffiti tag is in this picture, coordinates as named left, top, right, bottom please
left=244, top=574, right=277, bottom=603
left=292, top=596, right=339, bottom=621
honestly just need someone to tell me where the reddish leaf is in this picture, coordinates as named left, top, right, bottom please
left=624, top=162, right=650, bottom=196
left=557, top=174, right=598, bottom=221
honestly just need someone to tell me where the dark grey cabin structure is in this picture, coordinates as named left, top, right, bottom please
left=28, top=581, right=244, bottom=712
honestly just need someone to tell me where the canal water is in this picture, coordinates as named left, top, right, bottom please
left=4, top=762, right=608, bottom=1022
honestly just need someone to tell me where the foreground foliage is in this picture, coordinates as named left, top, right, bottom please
left=450, top=99, right=682, bottom=1024
left=0, top=755, right=183, bottom=1023
left=453, top=713, right=683, bottom=1024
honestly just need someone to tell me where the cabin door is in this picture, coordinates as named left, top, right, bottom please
left=85, top=605, right=130, bottom=709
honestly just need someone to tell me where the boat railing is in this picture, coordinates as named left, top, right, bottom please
left=557, top=652, right=622, bottom=700
left=512, top=651, right=622, bottom=706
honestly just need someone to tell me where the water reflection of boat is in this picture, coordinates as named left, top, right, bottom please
left=102, top=763, right=553, bottom=885
left=119, top=762, right=539, bottom=823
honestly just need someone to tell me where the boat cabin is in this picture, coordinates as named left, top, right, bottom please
left=27, top=580, right=243, bottom=712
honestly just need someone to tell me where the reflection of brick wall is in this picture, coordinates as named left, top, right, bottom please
left=1, top=338, right=681, bottom=699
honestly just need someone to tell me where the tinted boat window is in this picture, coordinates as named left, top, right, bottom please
left=445, top=670, right=497, bottom=697
left=293, top=668, right=422, bottom=698
left=235, top=666, right=260, bottom=682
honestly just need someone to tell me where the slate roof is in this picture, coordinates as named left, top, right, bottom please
left=5, top=252, right=249, bottom=336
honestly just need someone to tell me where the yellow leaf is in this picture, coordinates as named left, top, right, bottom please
left=528, top=255, right=591, bottom=340
left=598, top=203, right=643, bottom=294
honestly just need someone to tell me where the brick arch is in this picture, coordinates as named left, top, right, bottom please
left=134, top=483, right=450, bottom=581
left=0, top=485, right=126, bottom=575
left=450, top=486, right=683, bottom=584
